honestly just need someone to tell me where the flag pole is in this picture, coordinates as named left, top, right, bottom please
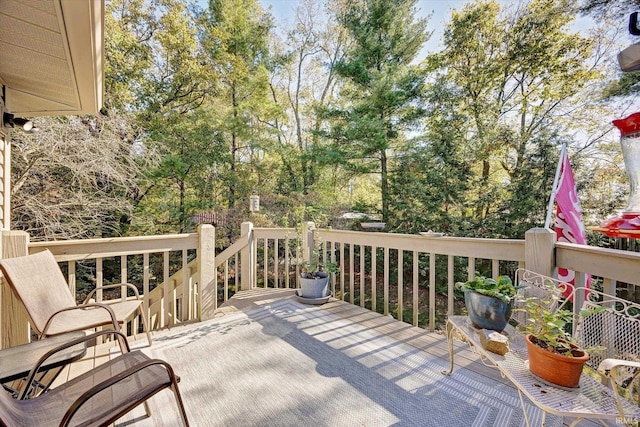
left=544, top=143, right=567, bottom=229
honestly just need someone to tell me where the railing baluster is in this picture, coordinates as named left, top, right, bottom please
left=330, top=241, right=336, bottom=296
left=96, top=258, right=103, bottom=303
left=120, top=255, right=127, bottom=303
left=263, top=238, right=268, bottom=288
left=429, top=252, right=436, bottom=332
left=142, top=253, right=149, bottom=336
left=447, top=255, right=454, bottom=316
left=492, top=259, right=499, bottom=280
left=468, top=257, right=475, bottom=280
left=285, top=237, right=290, bottom=289
left=234, top=252, right=239, bottom=295
left=397, top=250, right=403, bottom=322
left=182, top=249, right=189, bottom=320
left=349, top=244, right=355, bottom=304
left=68, top=260, right=76, bottom=298
left=163, top=251, right=170, bottom=328
left=384, top=247, right=389, bottom=316
left=224, top=260, right=229, bottom=301
left=340, top=243, right=345, bottom=300
left=253, top=234, right=258, bottom=289
left=371, top=247, right=377, bottom=313
left=360, top=245, right=365, bottom=308
left=274, top=238, right=279, bottom=288
left=412, top=251, right=418, bottom=327
left=602, top=277, right=615, bottom=299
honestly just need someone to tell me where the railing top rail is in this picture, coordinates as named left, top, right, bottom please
left=215, top=238, right=248, bottom=267
left=253, top=228, right=295, bottom=239
left=555, top=241, right=640, bottom=260
left=29, top=233, right=199, bottom=261
left=556, top=241, right=640, bottom=286
left=315, top=228, right=525, bottom=261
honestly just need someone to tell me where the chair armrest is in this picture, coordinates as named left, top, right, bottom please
left=598, top=358, right=640, bottom=388
left=598, top=358, right=640, bottom=374
left=41, top=302, right=119, bottom=338
left=82, top=283, right=142, bottom=304
left=60, top=356, right=178, bottom=427
left=20, top=330, right=131, bottom=399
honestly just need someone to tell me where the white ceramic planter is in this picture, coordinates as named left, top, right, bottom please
left=299, top=273, right=330, bottom=298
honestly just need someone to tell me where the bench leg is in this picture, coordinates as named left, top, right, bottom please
left=517, top=389, right=534, bottom=427
left=441, top=320, right=456, bottom=376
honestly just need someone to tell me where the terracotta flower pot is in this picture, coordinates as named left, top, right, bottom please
left=525, top=334, right=589, bottom=388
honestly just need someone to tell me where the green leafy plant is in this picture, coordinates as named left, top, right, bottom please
left=455, top=275, right=516, bottom=304
left=289, top=226, right=339, bottom=279
left=515, top=282, right=606, bottom=355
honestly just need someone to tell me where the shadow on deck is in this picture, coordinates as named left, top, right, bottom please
left=100, top=289, right=599, bottom=426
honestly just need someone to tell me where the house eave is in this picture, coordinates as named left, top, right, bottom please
left=0, top=0, right=104, bottom=117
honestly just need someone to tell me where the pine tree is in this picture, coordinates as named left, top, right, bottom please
left=321, top=0, right=429, bottom=222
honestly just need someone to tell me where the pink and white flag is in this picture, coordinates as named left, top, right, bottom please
left=554, top=151, right=590, bottom=296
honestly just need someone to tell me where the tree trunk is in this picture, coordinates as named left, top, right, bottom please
left=381, top=148, right=389, bottom=222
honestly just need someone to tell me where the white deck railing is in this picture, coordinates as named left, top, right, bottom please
left=247, top=224, right=525, bottom=331
left=1, top=223, right=639, bottom=348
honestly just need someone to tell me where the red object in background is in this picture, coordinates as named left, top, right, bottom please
left=612, top=112, right=640, bottom=137
left=596, top=214, right=640, bottom=239
left=595, top=112, right=640, bottom=239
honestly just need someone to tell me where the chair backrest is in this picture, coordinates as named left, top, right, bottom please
left=512, top=268, right=574, bottom=328
left=0, top=250, right=77, bottom=334
left=574, top=287, right=640, bottom=372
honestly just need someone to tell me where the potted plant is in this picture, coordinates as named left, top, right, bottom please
left=456, top=275, right=517, bottom=331
left=516, top=287, right=602, bottom=388
left=291, top=224, right=339, bottom=299
left=298, top=257, right=339, bottom=299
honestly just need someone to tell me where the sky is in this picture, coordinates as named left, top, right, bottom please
left=259, top=0, right=476, bottom=54
left=259, top=0, right=598, bottom=57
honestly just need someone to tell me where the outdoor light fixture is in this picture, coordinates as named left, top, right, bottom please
left=3, top=113, right=36, bottom=132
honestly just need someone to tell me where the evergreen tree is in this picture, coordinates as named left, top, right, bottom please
left=199, top=0, right=280, bottom=210
left=320, top=0, right=429, bottom=222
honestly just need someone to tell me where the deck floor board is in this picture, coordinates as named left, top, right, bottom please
left=48, top=289, right=601, bottom=426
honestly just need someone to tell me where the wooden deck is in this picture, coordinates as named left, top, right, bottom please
left=52, top=289, right=602, bottom=426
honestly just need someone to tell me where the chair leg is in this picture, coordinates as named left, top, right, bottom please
left=144, top=401, right=152, bottom=418
left=171, top=382, right=190, bottom=426
left=139, top=306, right=152, bottom=347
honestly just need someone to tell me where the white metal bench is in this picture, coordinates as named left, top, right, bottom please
left=443, top=268, right=640, bottom=426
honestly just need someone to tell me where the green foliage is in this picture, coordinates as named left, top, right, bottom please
left=515, top=282, right=607, bottom=354
left=516, top=292, right=579, bottom=354
left=423, top=0, right=605, bottom=238
left=456, top=275, right=516, bottom=303
left=288, top=221, right=340, bottom=279
left=16, top=0, right=628, bottom=260
left=320, top=0, right=430, bottom=222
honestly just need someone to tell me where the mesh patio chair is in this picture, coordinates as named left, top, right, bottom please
left=0, top=250, right=151, bottom=349
left=0, top=330, right=189, bottom=426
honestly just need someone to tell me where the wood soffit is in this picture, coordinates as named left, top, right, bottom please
left=0, top=0, right=104, bottom=117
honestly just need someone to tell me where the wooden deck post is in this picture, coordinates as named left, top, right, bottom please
left=524, top=228, right=555, bottom=277
left=302, top=222, right=315, bottom=265
left=197, top=224, right=216, bottom=321
left=240, top=222, right=254, bottom=291
left=1, top=230, right=30, bottom=348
